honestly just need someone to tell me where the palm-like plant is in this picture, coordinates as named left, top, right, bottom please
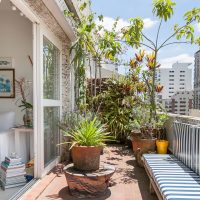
left=63, top=117, right=113, bottom=148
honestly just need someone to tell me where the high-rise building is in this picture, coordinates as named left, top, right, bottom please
left=194, top=50, right=200, bottom=109
left=156, top=62, right=192, bottom=100
left=156, top=62, right=193, bottom=115
left=171, top=91, right=193, bottom=115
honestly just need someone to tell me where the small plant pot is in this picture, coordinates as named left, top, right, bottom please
left=71, top=146, right=102, bottom=171
left=156, top=140, right=169, bottom=154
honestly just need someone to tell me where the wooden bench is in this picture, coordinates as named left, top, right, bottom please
left=143, top=154, right=200, bottom=200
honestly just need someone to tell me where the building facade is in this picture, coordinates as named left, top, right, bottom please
left=171, top=91, right=193, bottom=115
left=156, top=62, right=192, bottom=99
left=194, top=50, right=200, bottom=109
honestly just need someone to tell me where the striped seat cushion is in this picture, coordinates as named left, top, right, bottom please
left=143, top=154, right=200, bottom=200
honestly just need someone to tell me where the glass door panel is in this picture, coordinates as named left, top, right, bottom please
left=44, top=107, right=59, bottom=166
left=43, top=37, right=60, bottom=100
left=43, top=36, right=61, bottom=166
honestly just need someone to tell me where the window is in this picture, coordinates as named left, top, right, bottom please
left=169, top=91, right=174, bottom=94
left=43, top=37, right=60, bottom=100
left=180, top=87, right=185, bottom=90
left=180, top=71, right=185, bottom=73
left=169, top=71, right=174, bottom=73
left=180, top=79, right=185, bottom=81
left=180, top=75, right=185, bottom=77
left=169, top=79, right=174, bottom=81
left=169, top=83, right=174, bottom=85
left=169, top=75, right=174, bottom=77
left=169, top=87, right=174, bottom=89
left=180, top=83, right=185, bottom=85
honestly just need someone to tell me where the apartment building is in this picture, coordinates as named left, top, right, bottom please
left=156, top=62, right=193, bottom=115
left=171, top=91, right=193, bottom=115
left=156, top=62, right=192, bottom=99
left=194, top=50, right=200, bottom=109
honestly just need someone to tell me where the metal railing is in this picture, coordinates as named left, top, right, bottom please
left=173, top=121, right=200, bottom=175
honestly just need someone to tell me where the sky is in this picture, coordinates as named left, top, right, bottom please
left=91, top=0, right=200, bottom=73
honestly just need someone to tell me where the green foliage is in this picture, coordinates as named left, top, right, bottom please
left=122, top=17, right=144, bottom=48
left=93, top=76, right=144, bottom=142
left=62, top=117, right=113, bottom=148
left=18, top=100, right=33, bottom=111
left=152, top=0, right=176, bottom=21
left=174, top=8, right=200, bottom=46
left=184, top=8, right=200, bottom=23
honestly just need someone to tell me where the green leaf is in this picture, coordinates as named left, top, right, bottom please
left=152, top=0, right=176, bottom=21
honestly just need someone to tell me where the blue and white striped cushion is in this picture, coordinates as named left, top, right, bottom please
left=143, top=154, right=200, bottom=200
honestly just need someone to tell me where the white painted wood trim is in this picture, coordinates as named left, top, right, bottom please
left=41, top=156, right=60, bottom=178
left=10, top=0, right=40, bottom=23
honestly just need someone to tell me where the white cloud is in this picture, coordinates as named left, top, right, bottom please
left=143, top=18, right=157, bottom=29
left=160, top=54, right=194, bottom=68
left=95, top=17, right=129, bottom=32
left=95, top=17, right=157, bottom=32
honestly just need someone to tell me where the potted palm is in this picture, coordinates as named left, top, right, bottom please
left=60, top=114, right=113, bottom=171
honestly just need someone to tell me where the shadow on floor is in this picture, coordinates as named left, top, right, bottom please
left=45, top=186, right=111, bottom=200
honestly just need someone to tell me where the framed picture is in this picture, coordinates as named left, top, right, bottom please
left=0, top=57, right=13, bottom=68
left=0, top=69, right=15, bottom=98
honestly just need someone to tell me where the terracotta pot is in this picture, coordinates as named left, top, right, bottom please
left=131, top=138, right=156, bottom=153
left=71, top=146, right=102, bottom=171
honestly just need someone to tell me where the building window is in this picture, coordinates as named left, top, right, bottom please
left=169, top=75, right=174, bottom=77
left=180, top=75, right=185, bottom=77
left=169, top=71, right=174, bottom=73
left=180, top=79, right=185, bottom=81
left=169, top=83, right=174, bottom=85
left=169, top=79, right=174, bottom=81
left=180, top=71, right=185, bottom=73
left=169, top=87, right=174, bottom=89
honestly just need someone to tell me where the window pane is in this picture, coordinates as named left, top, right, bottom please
left=44, top=107, right=59, bottom=166
left=43, top=37, right=60, bottom=100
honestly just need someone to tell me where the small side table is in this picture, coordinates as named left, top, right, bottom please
left=11, top=127, right=33, bottom=163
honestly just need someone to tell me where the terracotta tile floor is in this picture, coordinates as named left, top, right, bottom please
left=22, top=145, right=158, bottom=200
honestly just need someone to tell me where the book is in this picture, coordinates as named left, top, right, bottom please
left=1, top=161, right=25, bottom=169
left=1, top=181, right=26, bottom=190
left=5, top=157, right=22, bottom=164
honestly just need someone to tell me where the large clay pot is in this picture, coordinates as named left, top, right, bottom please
left=132, top=138, right=156, bottom=167
left=71, top=146, right=102, bottom=171
left=132, top=138, right=156, bottom=153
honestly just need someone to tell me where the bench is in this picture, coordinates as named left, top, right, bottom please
left=143, top=122, right=200, bottom=200
left=143, top=154, right=200, bottom=200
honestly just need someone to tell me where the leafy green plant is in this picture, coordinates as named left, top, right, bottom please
left=121, top=0, right=200, bottom=125
left=65, top=2, right=122, bottom=111
left=93, top=76, right=144, bottom=142
left=61, top=117, right=113, bottom=148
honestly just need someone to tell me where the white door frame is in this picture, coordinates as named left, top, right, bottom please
left=11, top=0, right=63, bottom=178
left=39, top=25, right=63, bottom=178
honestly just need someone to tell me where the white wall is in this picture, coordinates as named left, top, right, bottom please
left=157, top=63, right=192, bottom=99
left=0, top=10, right=32, bottom=125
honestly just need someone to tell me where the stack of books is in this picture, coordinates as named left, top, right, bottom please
left=0, top=156, right=26, bottom=190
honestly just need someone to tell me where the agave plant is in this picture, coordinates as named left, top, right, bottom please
left=62, top=117, right=113, bottom=148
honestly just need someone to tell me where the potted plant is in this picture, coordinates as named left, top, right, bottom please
left=155, top=113, right=169, bottom=154
left=92, top=76, right=143, bottom=144
left=15, top=78, right=33, bottom=127
left=60, top=114, right=113, bottom=171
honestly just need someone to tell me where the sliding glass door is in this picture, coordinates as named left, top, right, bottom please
left=43, top=36, right=61, bottom=167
